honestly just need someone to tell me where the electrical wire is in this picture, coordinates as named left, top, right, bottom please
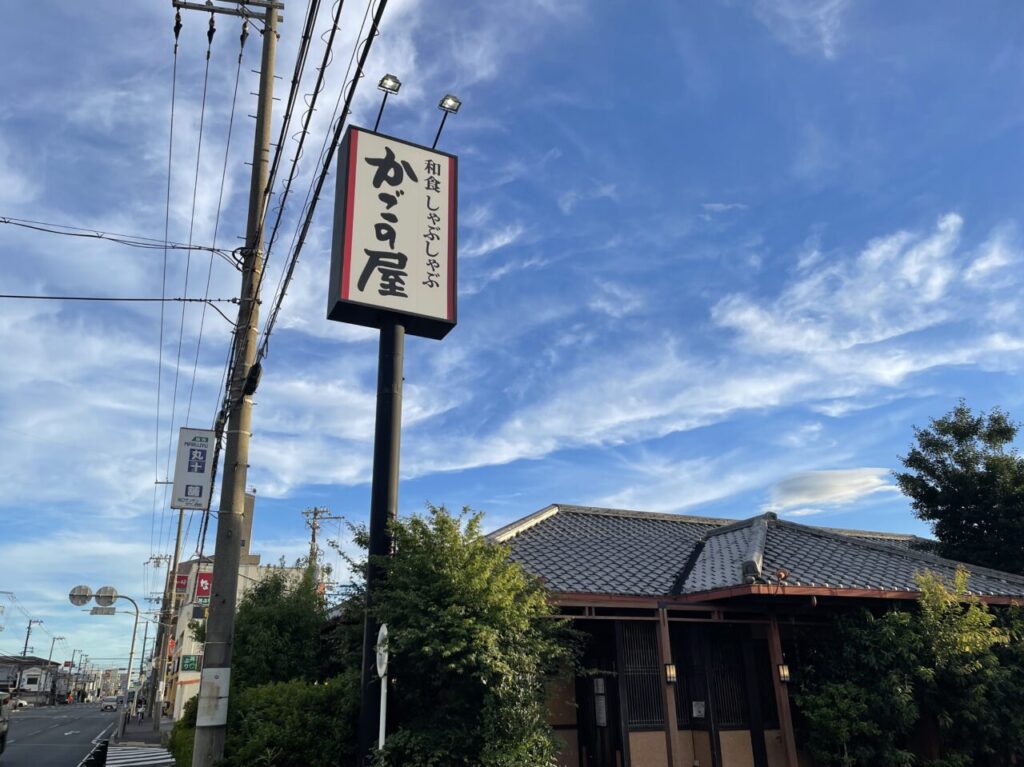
left=154, top=8, right=184, bottom=562
left=186, top=18, right=250, bottom=426
left=163, top=13, right=217, bottom=530
left=258, top=0, right=389, bottom=362
left=0, top=217, right=234, bottom=262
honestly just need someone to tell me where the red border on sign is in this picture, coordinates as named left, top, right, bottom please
left=341, top=130, right=360, bottom=301
left=447, top=155, right=457, bottom=321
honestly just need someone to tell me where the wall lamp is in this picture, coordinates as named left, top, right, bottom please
left=664, top=663, right=677, bottom=684
left=778, top=663, right=791, bottom=684
left=433, top=94, right=462, bottom=149
left=374, top=73, right=401, bottom=132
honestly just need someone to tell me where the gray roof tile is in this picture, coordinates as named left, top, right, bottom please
left=498, top=504, right=1024, bottom=599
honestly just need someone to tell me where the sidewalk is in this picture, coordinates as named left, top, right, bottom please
left=116, top=712, right=174, bottom=745
left=104, top=713, right=176, bottom=765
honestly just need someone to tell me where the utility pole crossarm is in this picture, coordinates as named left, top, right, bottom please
left=171, top=0, right=283, bottom=22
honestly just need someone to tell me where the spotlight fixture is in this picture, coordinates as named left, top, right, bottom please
left=433, top=94, right=463, bottom=149
left=378, top=74, right=401, bottom=94
left=374, top=74, right=402, bottom=132
left=438, top=94, right=462, bottom=114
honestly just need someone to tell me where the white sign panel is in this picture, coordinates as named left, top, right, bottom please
left=171, top=428, right=216, bottom=510
left=328, top=126, right=457, bottom=340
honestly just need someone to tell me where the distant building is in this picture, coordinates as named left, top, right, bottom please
left=163, top=494, right=305, bottom=719
left=0, top=655, right=61, bottom=704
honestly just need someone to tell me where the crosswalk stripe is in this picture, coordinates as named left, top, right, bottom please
left=105, top=745, right=175, bottom=765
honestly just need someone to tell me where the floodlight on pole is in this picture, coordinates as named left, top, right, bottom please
left=432, top=94, right=462, bottom=149
left=374, top=73, right=402, bottom=132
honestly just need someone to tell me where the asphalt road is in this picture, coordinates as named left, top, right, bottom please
left=2, top=704, right=117, bottom=767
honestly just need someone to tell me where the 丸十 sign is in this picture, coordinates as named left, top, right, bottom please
left=328, top=126, right=457, bottom=340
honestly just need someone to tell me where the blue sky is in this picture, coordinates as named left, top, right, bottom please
left=2, top=0, right=1023, bottom=668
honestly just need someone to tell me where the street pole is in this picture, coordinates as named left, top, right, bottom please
left=22, top=619, right=41, bottom=656
left=45, top=635, right=63, bottom=706
left=191, top=3, right=278, bottom=764
left=116, top=596, right=141, bottom=739
left=153, top=510, right=185, bottom=730
left=357, top=320, right=405, bottom=762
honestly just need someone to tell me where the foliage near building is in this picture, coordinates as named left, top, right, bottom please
left=231, top=566, right=327, bottom=690
left=896, top=401, right=1024, bottom=574
left=795, top=569, right=1024, bottom=767
left=370, top=504, right=576, bottom=767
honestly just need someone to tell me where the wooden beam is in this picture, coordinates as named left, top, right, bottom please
left=766, top=617, right=799, bottom=767
left=656, top=608, right=681, bottom=767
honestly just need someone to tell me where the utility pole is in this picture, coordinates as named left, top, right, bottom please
left=186, top=1, right=281, bottom=764
left=152, top=516, right=185, bottom=730
left=22, top=619, right=41, bottom=657
left=302, top=507, right=341, bottom=573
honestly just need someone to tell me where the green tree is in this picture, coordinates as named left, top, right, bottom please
left=232, top=566, right=327, bottom=690
left=370, top=504, right=575, bottom=767
left=895, top=401, right=1024, bottom=574
left=794, top=569, right=1020, bottom=767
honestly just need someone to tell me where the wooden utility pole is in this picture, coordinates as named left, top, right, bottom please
left=178, top=1, right=282, bottom=764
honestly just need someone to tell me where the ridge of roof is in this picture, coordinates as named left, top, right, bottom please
left=492, top=503, right=931, bottom=549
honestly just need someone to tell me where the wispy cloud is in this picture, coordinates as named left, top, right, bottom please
left=558, top=183, right=617, bottom=214
left=463, top=222, right=525, bottom=258
left=768, top=467, right=898, bottom=512
left=752, top=0, right=850, bottom=60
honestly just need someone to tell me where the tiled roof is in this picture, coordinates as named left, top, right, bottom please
left=494, top=504, right=1024, bottom=600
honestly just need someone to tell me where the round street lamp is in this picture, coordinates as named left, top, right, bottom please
left=69, top=585, right=93, bottom=607
left=68, top=584, right=140, bottom=738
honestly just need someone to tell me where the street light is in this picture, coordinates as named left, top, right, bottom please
left=69, top=585, right=140, bottom=738
left=432, top=93, right=462, bottom=149
left=374, top=73, right=401, bottom=132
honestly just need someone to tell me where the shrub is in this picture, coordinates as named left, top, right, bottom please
left=168, top=695, right=198, bottom=766
left=223, top=672, right=359, bottom=767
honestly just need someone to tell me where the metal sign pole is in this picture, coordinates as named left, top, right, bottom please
left=357, top=324, right=404, bottom=762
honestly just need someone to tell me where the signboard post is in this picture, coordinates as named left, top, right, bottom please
left=170, top=428, right=216, bottom=511
left=327, top=126, right=457, bottom=760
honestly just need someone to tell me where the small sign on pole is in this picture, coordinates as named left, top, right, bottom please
left=175, top=574, right=189, bottom=593
left=195, top=571, right=213, bottom=605
left=89, top=606, right=116, bottom=616
left=171, top=428, right=216, bottom=510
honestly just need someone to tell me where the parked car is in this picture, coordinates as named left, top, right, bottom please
left=1, top=691, right=11, bottom=758
left=99, top=696, right=118, bottom=712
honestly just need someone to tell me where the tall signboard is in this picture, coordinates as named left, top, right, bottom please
left=328, top=123, right=459, bottom=761
left=328, top=126, right=457, bottom=340
left=171, top=428, right=216, bottom=510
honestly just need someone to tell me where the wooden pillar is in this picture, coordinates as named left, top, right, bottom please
left=657, top=608, right=681, bottom=767
left=767, top=617, right=799, bottom=767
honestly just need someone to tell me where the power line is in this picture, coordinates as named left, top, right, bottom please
left=155, top=8, right=185, bottom=562
left=186, top=18, right=250, bottom=426
left=259, top=0, right=388, bottom=362
left=163, top=13, right=218, bottom=552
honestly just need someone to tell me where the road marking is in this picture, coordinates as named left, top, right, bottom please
left=64, top=729, right=81, bottom=735
left=93, top=722, right=116, bottom=743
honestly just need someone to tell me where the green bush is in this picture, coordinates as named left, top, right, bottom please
left=168, top=695, right=198, bottom=766
left=223, top=672, right=359, bottom=767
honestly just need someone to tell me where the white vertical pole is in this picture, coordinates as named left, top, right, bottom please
left=378, top=672, right=387, bottom=749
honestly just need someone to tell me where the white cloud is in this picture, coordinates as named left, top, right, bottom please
left=463, top=222, right=525, bottom=258
left=558, top=183, right=617, bottom=214
left=587, top=279, right=644, bottom=318
left=752, top=0, right=850, bottom=60
left=964, top=225, right=1020, bottom=284
left=768, top=467, right=897, bottom=510
left=702, top=202, right=747, bottom=214
left=712, top=213, right=963, bottom=354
